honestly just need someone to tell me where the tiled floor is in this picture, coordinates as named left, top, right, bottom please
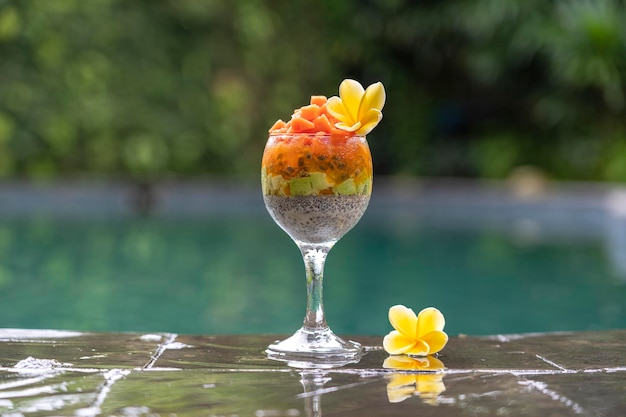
left=0, top=328, right=625, bottom=416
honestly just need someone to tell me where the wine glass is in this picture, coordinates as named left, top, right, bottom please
left=261, top=132, right=372, bottom=366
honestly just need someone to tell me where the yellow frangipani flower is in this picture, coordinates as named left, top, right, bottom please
left=326, top=79, right=385, bottom=135
left=383, top=305, right=448, bottom=356
left=383, top=355, right=446, bottom=405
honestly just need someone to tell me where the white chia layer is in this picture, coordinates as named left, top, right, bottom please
left=264, top=194, right=370, bottom=244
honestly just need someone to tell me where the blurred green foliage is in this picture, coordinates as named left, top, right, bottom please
left=1, top=0, right=626, bottom=181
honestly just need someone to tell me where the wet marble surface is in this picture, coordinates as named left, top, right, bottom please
left=0, top=329, right=625, bottom=416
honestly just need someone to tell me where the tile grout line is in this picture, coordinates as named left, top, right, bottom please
left=94, top=369, right=131, bottom=411
left=534, top=354, right=571, bottom=372
left=77, top=334, right=178, bottom=416
left=74, top=368, right=132, bottom=417
left=143, top=333, right=178, bottom=370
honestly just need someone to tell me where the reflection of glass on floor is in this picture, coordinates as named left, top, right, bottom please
left=298, top=371, right=331, bottom=417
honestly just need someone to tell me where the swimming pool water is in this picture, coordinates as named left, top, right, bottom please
left=1, top=194, right=624, bottom=337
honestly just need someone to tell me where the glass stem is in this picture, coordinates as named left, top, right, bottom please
left=300, top=244, right=333, bottom=331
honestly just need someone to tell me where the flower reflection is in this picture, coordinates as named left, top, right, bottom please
left=383, top=355, right=446, bottom=405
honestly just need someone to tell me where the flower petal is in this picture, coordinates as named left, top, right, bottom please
left=326, top=96, right=353, bottom=125
left=335, top=121, right=361, bottom=132
left=383, top=330, right=417, bottom=355
left=338, top=79, right=364, bottom=121
left=405, top=339, right=430, bottom=356
left=388, top=305, right=418, bottom=339
left=416, top=307, right=446, bottom=337
left=357, top=82, right=386, bottom=120
left=421, top=330, right=449, bottom=355
left=355, top=109, right=382, bottom=135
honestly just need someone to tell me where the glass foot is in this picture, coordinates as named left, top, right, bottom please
left=266, top=327, right=362, bottom=368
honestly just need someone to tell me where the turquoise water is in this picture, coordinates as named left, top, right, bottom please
left=1, top=200, right=625, bottom=337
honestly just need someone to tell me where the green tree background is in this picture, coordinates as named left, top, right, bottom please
left=1, top=0, right=626, bottom=182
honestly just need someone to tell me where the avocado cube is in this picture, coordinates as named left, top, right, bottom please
left=289, top=177, right=315, bottom=196
left=309, top=172, right=332, bottom=191
left=334, top=178, right=357, bottom=195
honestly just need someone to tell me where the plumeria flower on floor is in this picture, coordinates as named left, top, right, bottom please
left=326, top=79, right=385, bottom=135
left=383, top=355, right=446, bottom=404
left=383, top=305, right=448, bottom=356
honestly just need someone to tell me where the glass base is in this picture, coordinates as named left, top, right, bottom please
left=266, top=327, right=362, bottom=368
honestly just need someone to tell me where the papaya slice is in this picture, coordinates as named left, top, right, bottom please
left=290, top=116, right=315, bottom=132
left=310, top=95, right=327, bottom=106
left=300, top=104, right=322, bottom=121
left=269, top=119, right=287, bottom=132
left=313, top=114, right=333, bottom=132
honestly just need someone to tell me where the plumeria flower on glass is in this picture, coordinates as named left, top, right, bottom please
left=383, top=355, right=446, bottom=404
left=326, top=79, right=385, bottom=135
left=383, top=305, right=448, bottom=356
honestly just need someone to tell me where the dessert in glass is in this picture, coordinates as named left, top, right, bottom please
left=262, top=79, right=385, bottom=366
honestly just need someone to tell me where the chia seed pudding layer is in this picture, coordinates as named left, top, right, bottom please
left=264, top=194, right=370, bottom=244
